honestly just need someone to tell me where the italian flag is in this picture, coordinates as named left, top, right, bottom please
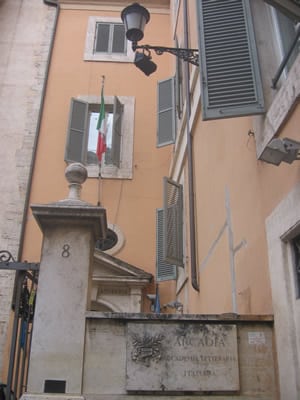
left=96, top=87, right=107, bottom=162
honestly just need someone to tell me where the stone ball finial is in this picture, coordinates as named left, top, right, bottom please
left=65, top=163, right=88, bottom=201
left=65, top=162, right=88, bottom=184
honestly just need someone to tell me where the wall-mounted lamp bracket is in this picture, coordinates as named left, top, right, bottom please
left=121, top=3, right=199, bottom=75
left=132, top=42, right=199, bottom=66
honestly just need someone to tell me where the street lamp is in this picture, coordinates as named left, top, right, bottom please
left=259, top=138, right=300, bottom=166
left=121, top=2, right=199, bottom=75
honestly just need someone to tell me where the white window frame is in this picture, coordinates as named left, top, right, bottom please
left=70, top=95, right=135, bottom=179
left=84, top=16, right=135, bottom=63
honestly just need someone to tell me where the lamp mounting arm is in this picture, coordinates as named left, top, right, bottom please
left=132, top=43, right=199, bottom=66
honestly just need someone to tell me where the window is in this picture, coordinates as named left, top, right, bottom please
left=271, top=6, right=300, bottom=86
left=197, top=0, right=265, bottom=120
left=95, top=228, right=118, bottom=251
left=94, top=22, right=126, bottom=54
left=157, top=77, right=176, bottom=147
left=263, top=0, right=300, bottom=21
left=65, top=95, right=135, bottom=179
left=249, top=0, right=300, bottom=157
left=84, top=17, right=135, bottom=62
left=291, top=235, right=300, bottom=298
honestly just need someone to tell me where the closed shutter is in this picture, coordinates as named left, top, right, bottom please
left=112, top=24, right=126, bottom=53
left=163, top=177, right=184, bottom=266
left=157, top=77, right=176, bottom=147
left=95, top=23, right=126, bottom=54
left=156, top=209, right=177, bottom=281
left=95, top=23, right=110, bottom=52
left=197, top=0, right=265, bottom=120
left=111, top=96, right=123, bottom=167
left=65, top=98, right=88, bottom=163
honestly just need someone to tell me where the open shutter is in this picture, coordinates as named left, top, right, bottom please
left=111, top=96, right=123, bottom=167
left=65, top=98, right=88, bottom=163
left=157, top=77, right=176, bottom=147
left=197, top=0, right=265, bottom=120
left=175, top=37, right=184, bottom=120
left=263, top=0, right=300, bottom=21
left=163, top=177, right=184, bottom=267
left=156, top=209, right=177, bottom=281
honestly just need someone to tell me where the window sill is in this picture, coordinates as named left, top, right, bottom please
left=84, top=53, right=134, bottom=63
left=87, top=164, right=133, bottom=180
left=255, top=53, right=300, bottom=158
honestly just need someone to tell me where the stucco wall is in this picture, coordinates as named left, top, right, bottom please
left=20, top=3, right=173, bottom=289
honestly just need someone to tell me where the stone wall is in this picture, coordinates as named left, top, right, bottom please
left=0, top=0, right=56, bottom=377
left=81, top=314, right=278, bottom=399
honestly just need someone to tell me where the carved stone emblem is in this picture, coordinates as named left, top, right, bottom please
left=131, top=333, right=164, bottom=367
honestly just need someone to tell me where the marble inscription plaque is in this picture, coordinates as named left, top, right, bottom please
left=126, top=323, right=239, bottom=392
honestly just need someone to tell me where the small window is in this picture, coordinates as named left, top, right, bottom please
left=94, top=23, right=126, bottom=54
left=64, top=95, right=135, bottom=179
left=271, top=6, right=300, bottom=80
left=84, top=17, right=134, bottom=62
left=65, top=98, right=122, bottom=168
left=291, top=235, right=300, bottom=298
left=96, top=228, right=118, bottom=251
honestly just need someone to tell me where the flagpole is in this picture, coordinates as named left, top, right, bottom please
left=97, top=75, right=105, bottom=206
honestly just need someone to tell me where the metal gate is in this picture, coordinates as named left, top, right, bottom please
left=0, top=251, right=39, bottom=400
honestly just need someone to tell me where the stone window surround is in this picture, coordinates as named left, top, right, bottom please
left=254, top=48, right=300, bottom=158
left=265, top=182, right=300, bottom=399
left=84, top=16, right=135, bottom=63
left=104, top=222, right=125, bottom=256
left=76, top=94, right=135, bottom=179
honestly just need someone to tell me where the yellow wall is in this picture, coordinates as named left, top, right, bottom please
left=21, top=5, right=173, bottom=286
left=21, top=0, right=300, bottom=317
left=171, top=1, right=300, bottom=316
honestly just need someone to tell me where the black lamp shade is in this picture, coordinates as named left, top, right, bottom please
left=134, top=51, right=157, bottom=76
left=121, top=3, right=150, bottom=42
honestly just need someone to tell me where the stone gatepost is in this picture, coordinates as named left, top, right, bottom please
left=26, top=163, right=107, bottom=396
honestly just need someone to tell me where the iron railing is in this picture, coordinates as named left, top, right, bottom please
left=0, top=251, right=39, bottom=400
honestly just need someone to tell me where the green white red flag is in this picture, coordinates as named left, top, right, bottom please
left=96, top=85, right=107, bottom=162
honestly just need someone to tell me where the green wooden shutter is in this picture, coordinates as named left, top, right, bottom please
left=95, top=23, right=110, bottom=53
left=156, top=208, right=177, bottom=281
left=112, top=24, right=126, bottom=53
left=197, top=0, right=265, bottom=120
left=157, top=77, right=176, bottom=147
left=65, top=98, right=88, bottom=163
left=111, top=96, right=123, bottom=167
left=163, top=177, right=184, bottom=267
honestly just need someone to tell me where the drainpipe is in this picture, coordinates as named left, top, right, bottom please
left=17, top=0, right=59, bottom=263
left=183, top=0, right=199, bottom=291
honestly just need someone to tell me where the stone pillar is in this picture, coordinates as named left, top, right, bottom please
left=26, top=164, right=107, bottom=396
